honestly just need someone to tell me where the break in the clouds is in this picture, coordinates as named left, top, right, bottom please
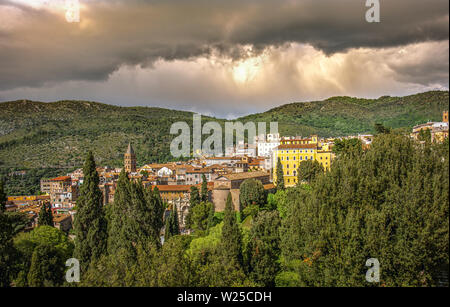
left=0, top=0, right=448, bottom=117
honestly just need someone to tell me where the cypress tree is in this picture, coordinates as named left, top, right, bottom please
left=221, top=193, right=242, bottom=266
left=249, top=210, right=281, bottom=286
left=146, top=186, right=165, bottom=247
left=276, top=158, right=285, bottom=190
left=189, top=186, right=200, bottom=207
left=38, top=202, right=53, bottom=227
left=186, top=186, right=200, bottom=229
left=73, top=151, right=107, bottom=272
left=0, top=210, right=17, bottom=287
left=107, top=169, right=131, bottom=256
left=0, top=180, right=6, bottom=212
left=165, top=206, right=180, bottom=241
left=207, top=202, right=216, bottom=230
left=201, top=174, right=208, bottom=202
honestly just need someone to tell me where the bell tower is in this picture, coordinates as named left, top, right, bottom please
left=124, top=143, right=136, bottom=173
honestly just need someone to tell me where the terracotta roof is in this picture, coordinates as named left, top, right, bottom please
left=277, top=144, right=318, bottom=150
left=53, top=214, right=71, bottom=223
left=151, top=182, right=213, bottom=192
left=205, top=157, right=241, bottom=160
left=220, top=171, right=269, bottom=181
left=50, top=176, right=72, bottom=181
left=263, top=183, right=276, bottom=190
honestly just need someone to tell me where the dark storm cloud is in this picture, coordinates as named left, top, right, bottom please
left=0, top=0, right=448, bottom=90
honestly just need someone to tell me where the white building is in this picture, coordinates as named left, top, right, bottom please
left=256, top=133, right=280, bottom=157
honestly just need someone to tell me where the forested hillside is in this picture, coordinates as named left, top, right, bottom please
left=240, top=91, right=449, bottom=137
left=0, top=90, right=448, bottom=195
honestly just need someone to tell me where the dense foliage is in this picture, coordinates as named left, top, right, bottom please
left=297, top=160, right=324, bottom=184
left=0, top=132, right=448, bottom=287
left=279, top=134, right=449, bottom=286
left=38, top=202, right=54, bottom=227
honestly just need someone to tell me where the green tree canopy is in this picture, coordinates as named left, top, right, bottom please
left=332, top=138, right=362, bottom=157
left=27, top=243, right=65, bottom=287
left=239, top=179, right=266, bottom=213
left=191, top=202, right=214, bottom=232
left=297, top=160, right=324, bottom=184
left=38, top=202, right=54, bottom=227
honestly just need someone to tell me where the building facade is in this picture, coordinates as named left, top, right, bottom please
left=272, top=141, right=334, bottom=187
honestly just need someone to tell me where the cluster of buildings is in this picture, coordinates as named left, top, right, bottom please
left=5, top=195, right=73, bottom=232
left=6, top=111, right=447, bottom=233
left=411, top=111, right=449, bottom=143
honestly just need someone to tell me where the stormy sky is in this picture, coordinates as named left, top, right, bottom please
left=0, top=0, right=448, bottom=118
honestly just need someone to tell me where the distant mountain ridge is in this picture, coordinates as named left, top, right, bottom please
left=0, top=90, right=448, bottom=170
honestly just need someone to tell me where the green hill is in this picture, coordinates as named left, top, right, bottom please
left=239, top=91, right=449, bottom=137
left=0, top=91, right=448, bottom=195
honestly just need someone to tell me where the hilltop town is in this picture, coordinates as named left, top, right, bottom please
left=4, top=111, right=448, bottom=235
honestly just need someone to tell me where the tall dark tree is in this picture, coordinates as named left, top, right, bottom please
left=207, top=202, right=216, bottom=230
left=0, top=211, right=17, bottom=287
left=248, top=210, right=281, bottom=286
left=221, top=193, right=242, bottom=266
left=38, top=202, right=53, bottom=227
left=165, top=206, right=180, bottom=241
left=73, top=151, right=107, bottom=272
left=107, top=169, right=131, bottom=256
left=0, top=179, right=6, bottom=212
left=201, top=174, right=208, bottom=202
left=108, top=172, right=164, bottom=259
left=185, top=186, right=201, bottom=229
left=189, top=186, right=200, bottom=207
left=276, top=158, right=285, bottom=190
left=146, top=186, right=165, bottom=246
left=297, top=160, right=324, bottom=184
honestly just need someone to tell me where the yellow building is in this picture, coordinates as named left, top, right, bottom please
left=273, top=141, right=334, bottom=187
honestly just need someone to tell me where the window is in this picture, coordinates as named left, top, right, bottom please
left=287, top=157, right=289, bottom=161
left=300, top=156, right=303, bottom=160
left=293, top=170, right=297, bottom=176
left=293, top=156, right=296, bottom=160
left=287, top=171, right=289, bottom=175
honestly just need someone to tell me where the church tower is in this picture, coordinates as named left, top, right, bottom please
left=124, top=143, right=136, bottom=173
